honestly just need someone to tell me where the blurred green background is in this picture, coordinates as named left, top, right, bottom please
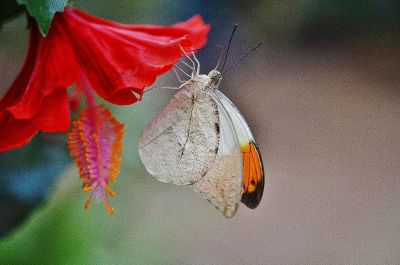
left=1, top=0, right=400, bottom=264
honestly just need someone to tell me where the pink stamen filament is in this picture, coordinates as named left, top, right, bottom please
left=79, top=73, right=96, bottom=109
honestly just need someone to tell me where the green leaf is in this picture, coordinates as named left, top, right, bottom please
left=17, top=0, right=68, bottom=36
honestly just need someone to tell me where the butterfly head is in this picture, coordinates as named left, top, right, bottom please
left=208, top=69, right=222, bottom=89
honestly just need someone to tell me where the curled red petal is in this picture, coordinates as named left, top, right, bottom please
left=4, top=23, right=78, bottom=120
left=0, top=113, right=38, bottom=152
left=0, top=24, right=74, bottom=152
left=0, top=89, right=70, bottom=152
left=0, top=25, right=39, bottom=114
left=58, top=8, right=210, bottom=105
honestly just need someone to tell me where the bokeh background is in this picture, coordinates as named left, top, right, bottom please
left=1, top=0, right=400, bottom=264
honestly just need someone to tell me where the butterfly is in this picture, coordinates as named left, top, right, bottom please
left=138, top=42, right=264, bottom=218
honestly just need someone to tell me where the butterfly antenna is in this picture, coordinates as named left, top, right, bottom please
left=221, top=42, right=264, bottom=74
left=213, top=45, right=225, bottom=70
left=220, top=23, right=238, bottom=72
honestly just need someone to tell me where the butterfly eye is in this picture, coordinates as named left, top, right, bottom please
left=209, top=77, right=221, bottom=88
left=208, top=70, right=222, bottom=88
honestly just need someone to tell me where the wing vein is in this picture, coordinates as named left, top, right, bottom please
left=179, top=94, right=195, bottom=158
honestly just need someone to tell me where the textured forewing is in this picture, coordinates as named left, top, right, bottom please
left=139, top=87, right=219, bottom=185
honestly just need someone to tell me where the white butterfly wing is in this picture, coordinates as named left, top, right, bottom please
left=214, top=90, right=265, bottom=209
left=190, top=92, right=243, bottom=217
left=139, top=87, right=220, bottom=185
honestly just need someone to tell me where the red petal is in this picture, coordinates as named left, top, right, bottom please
left=0, top=24, right=74, bottom=152
left=38, top=89, right=71, bottom=132
left=59, top=8, right=210, bottom=105
left=5, top=23, right=79, bottom=120
left=0, top=25, right=39, bottom=113
left=0, top=113, right=38, bottom=152
left=0, top=89, right=70, bottom=152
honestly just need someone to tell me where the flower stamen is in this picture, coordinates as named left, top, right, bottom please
left=68, top=104, right=124, bottom=215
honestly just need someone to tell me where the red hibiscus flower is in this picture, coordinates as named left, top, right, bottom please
left=0, top=7, right=209, bottom=214
left=0, top=7, right=210, bottom=152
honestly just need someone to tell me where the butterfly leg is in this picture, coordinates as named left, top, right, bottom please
left=179, top=54, right=199, bottom=77
left=178, top=80, right=191, bottom=89
left=173, top=67, right=186, bottom=83
left=180, top=58, right=195, bottom=73
left=174, top=65, right=192, bottom=79
left=179, top=44, right=197, bottom=77
left=144, top=86, right=180, bottom=94
left=191, top=51, right=201, bottom=76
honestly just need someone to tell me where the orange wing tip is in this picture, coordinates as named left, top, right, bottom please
left=240, top=141, right=265, bottom=209
left=68, top=104, right=124, bottom=216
